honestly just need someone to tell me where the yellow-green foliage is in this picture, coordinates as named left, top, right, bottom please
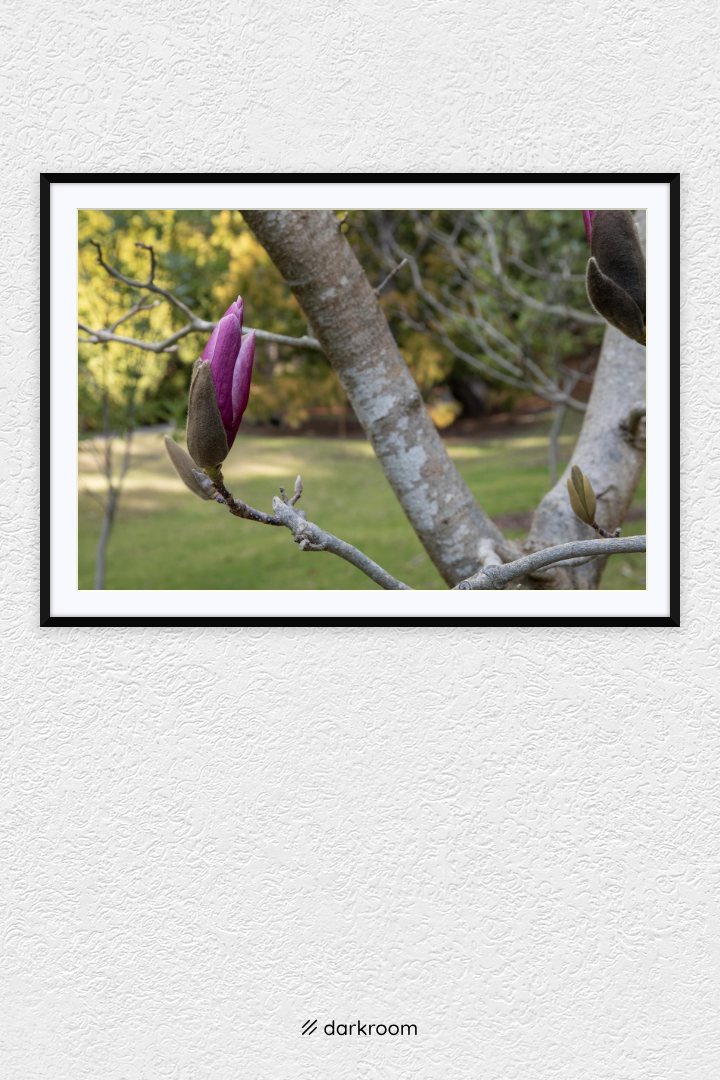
left=78, top=209, right=172, bottom=413
left=78, top=208, right=342, bottom=431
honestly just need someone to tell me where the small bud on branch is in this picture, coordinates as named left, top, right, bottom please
left=567, top=464, right=597, bottom=526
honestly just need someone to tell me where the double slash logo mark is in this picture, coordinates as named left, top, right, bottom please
left=301, top=1019, right=318, bottom=1036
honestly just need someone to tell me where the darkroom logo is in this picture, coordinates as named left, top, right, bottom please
left=301, top=1019, right=417, bottom=1036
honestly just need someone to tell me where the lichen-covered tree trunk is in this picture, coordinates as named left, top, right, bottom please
left=242, top=209, right=507, bottom=587
left=526, top=212, right=647, bottom=588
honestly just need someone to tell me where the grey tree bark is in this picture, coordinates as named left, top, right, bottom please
left=526, top=212, right=647, bottom=588
left=242, top=209, right=509, bottom=587
left=242, top=209, right=646, bottom=591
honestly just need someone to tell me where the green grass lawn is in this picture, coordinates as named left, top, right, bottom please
left=79, top=418, right=646, bottom=591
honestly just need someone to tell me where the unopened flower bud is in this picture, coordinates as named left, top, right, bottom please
left=184, top=296, right=256, bottom=473
left=201, top=297, right=255, bottom=451
left=584, top=209, right=646, bottom=345
left=186, top=359, right=230, bottom=469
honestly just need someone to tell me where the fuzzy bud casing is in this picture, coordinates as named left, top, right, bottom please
left=164, top=435, right=215, bottom=499
left=585, top=209, right=646, bottom=345
left=186, top=360, right=229, bottom=469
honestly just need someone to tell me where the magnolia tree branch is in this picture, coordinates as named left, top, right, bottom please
left=188, top=467, right=642, bottom=594
left=369, top=212, right=594, bottom=410
left=271, top=497, right=411, bottom=590
left=79, top=321, right=322, bottom=354
left=192, top=469, right=284, bottom=525
left=479, top=217, right=606, bottom=325
left=241, top=209, right=512, bottom=586
left=453, top=536, right=646, bottom=590
left=79, top=241, right=323, bottom=354
left=506, top=253, right=586, bottom=283
left=374, top=258, right=408, bottom=296
left=195, top=470, right=411, bottom=590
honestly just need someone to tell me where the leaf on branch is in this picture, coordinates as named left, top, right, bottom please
left=567, top=464, right=597, bottom=525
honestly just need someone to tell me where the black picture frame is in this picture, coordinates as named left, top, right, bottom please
left=41, top=172, right=679, bottom=627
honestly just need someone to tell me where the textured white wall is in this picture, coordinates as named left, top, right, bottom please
left=2, top=1, right=718, bottom=1077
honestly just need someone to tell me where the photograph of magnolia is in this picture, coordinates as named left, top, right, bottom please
left=77, top=208, right=646, bottom=592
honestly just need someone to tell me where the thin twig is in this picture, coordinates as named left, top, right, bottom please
left=198, top=468, right=410, bottom=589
left=480, top=217, right=605, bottom=325
left=453, top=536, right=646, bottom=590
left=200, top=472, right=283, bottom=526
left=591, top=521, right=622, bottom=539
left=374, top=258, right=408, bottom=296
left=384, top=236, right=588, bottom=410
left=90, top=239, right=197, bottom=321
left=79, top=321, right=322, bottom=355
left=271, top=497, right=411, bottom=590
left=507, top=253, right=586, bottom=283
left=81, top=241, right=323, bottom=353
left=135, top=242, right=156, bottom=283
left=108, top=298, right=160, bottom=332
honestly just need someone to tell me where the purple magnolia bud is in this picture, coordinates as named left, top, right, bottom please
left=200, top=297, right=255, bottom=450
left=582, top=210, right=596, bottom=246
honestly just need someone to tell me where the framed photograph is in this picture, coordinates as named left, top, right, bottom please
left=41, top=173, right=678, bottom=626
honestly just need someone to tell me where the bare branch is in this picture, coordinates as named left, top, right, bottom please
left=108, top=298, right=160, bottom=332
left=248, top=327, right=322, bottom=351
left=203, top=466, right=410, bottom=589
left=382, top=231, right=588, bottom=410
left=208, top=461, right=639, bottom=592
left=183, top=456, right=639, bottom=595
left=209, top=473, right=283, bottom=526
left=79, top=319, right=322, bottom=355
left=480, top=218, right=605, bottom=325
left=90, top=239, right=197, bottom=321
left=81, top=241, right=323, bottom=353
left=78, top=321, right=188, bottom=354
left=374, top=258, right=408, bottom=296
left=135, top=242, right=156, bottom=283
left=454, top=535, right=646, bottom=590
left=271, top=497, right=411, bottom=590
left=506, top=253, right=586, bottom=282
left=424, top=319, right=586, bottom=410
left=591, top=521, right=622, bottom=539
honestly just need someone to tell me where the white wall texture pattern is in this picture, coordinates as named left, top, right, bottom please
left=1, top=0, right=719, bottom=1077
